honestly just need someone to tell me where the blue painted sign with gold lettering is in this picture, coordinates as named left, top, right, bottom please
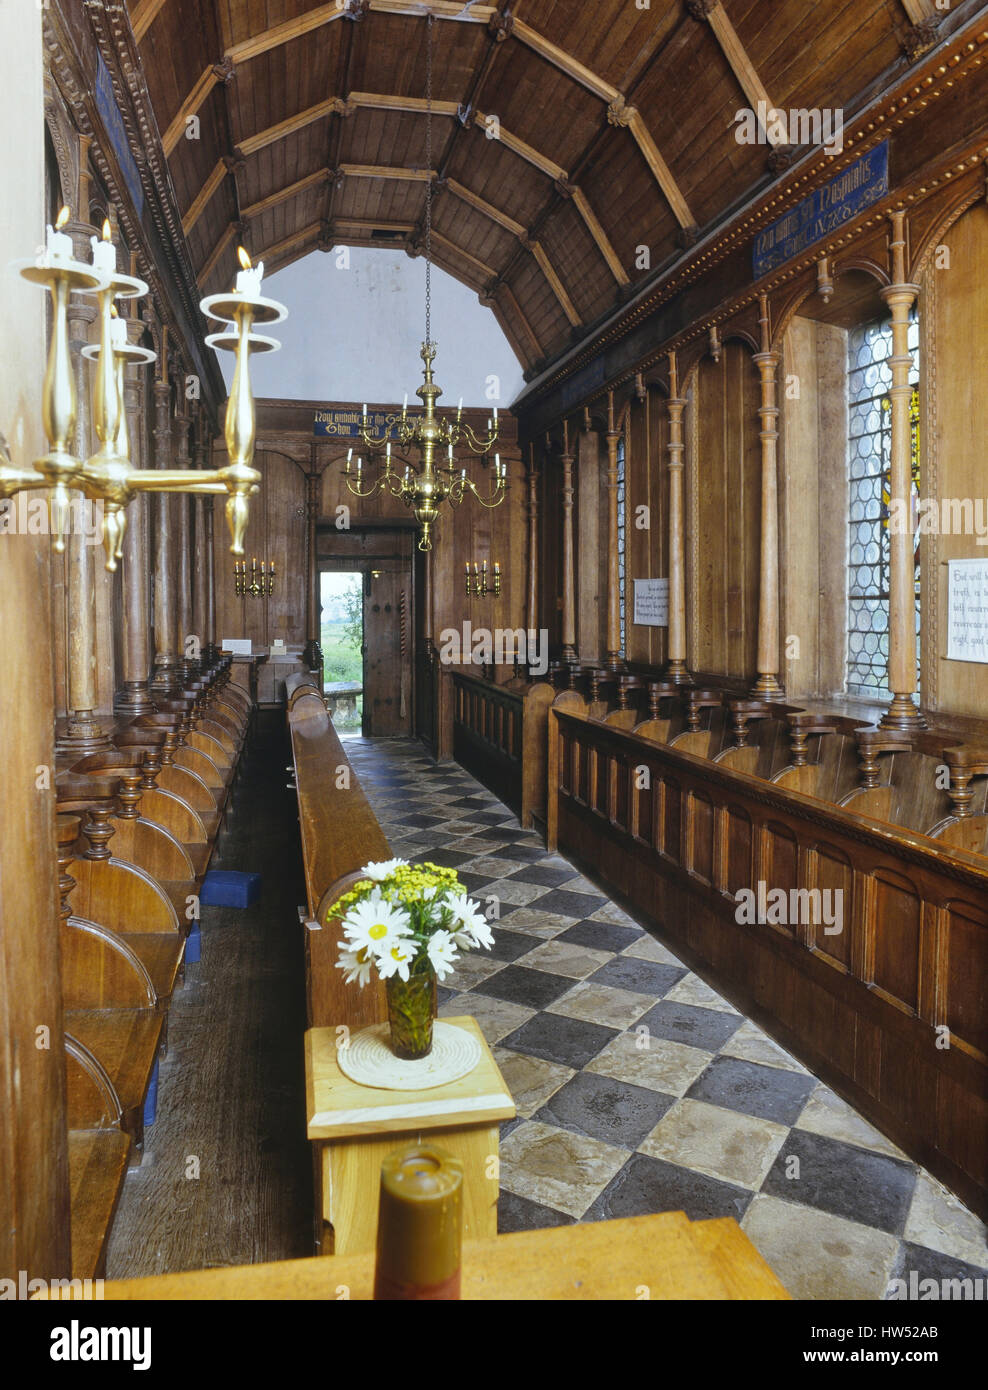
left=753, top=141, right=888, bottom=279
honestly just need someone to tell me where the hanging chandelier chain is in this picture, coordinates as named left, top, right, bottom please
left=425, top=12, right=433, bottom=349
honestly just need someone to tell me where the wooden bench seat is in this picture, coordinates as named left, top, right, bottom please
left=65, top=1009, right=164, bottom=1145
left=68, top=1127, right=132, bottom=1280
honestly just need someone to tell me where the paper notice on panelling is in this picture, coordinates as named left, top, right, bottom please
left=946, top=559, right=988, bottom=664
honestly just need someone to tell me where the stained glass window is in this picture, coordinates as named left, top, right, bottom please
left=845, top=314, right=920, bottom=697
left=616, top=434, right=626, bottom=657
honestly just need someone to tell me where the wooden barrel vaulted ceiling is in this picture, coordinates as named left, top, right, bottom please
left=127, top=0, right=942, bottom=377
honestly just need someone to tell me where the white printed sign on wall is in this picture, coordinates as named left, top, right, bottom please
left=633, top=578, right=669, bottom=628
left=946, top=558, right=988, bottom=664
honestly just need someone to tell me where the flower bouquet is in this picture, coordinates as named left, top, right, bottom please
left=329, top=858, right=494, bottom=1059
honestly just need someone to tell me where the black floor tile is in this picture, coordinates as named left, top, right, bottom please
left=497, top=1190, right=576, bottom=1234
left=762, top=1130, right=916, bottom=1235
left=585, top=1153, right=753, bottom=1224
left=587, top=957, right=688, bottom=997
left=457, top=871, right=501, bottom=895
left=535, top=1072, right=676, bottom=1149
left=447, top=795, right=499, bottom=809
left=488, top=844, right=548, bottom=864
left=469, top=810, right=520, bottom=826
left=508, top=864, right=579, bottom=888
left=419, top=849, right=474, bottom=868
left=500, top=1011, right=618, bottom=1068
left=686, top=1055, right=816, bottom=1127
left=474, top=965, right=575, bottom=1010
left=533, top=888, right=609, bottom=918
left=888, top=1242, right=988, bottom=1297
left=487, top=928, right=542, bottom=963
left=558, top=919, right=645, bottom=953
left=463, top=826, right=530, bottom=843
left=638, top=1000, right=744, bottom=1053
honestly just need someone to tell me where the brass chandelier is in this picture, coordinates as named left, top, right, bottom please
left=342, top=13, right=504, bottom=551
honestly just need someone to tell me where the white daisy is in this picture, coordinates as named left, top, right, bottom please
left=445, top=892, right=494, bottom=950
left=342, top=893, right=411, bottom=959
left=361, top=858, right=407, bottom=881
left=377, top=939, right=415, bottom=982
left=426, top=929, right=459, bottom=980
left=335, top=942, right=375, bottom=988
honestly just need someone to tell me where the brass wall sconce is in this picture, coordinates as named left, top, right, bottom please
left=235, top=556, right=275, bottom=598
left=465, top=560, right=500, bottom=597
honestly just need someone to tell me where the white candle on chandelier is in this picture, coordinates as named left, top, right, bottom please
left=402, top=393, right=408, bottom=417
left=461, top=466, right=467, bottom=483
left=109, top=304, right=127, bottom=348
left=46, top=206, right=73, bottom=266
left=457, top=397, right=463, bottom=421
left=362, top=403, right=368, bottom=420
left=495, top=453, right=502, bottom=479
left=90, top=219, right=116, bottom=274
left=344, top=447, right=353, bottom=473
left=356, top=455, right=363, bottom=475
left=235, top=247, right=264, bottom=297
left=493, top=406, right=498, bottom=425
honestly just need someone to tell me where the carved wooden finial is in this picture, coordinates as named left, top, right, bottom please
left=709, top=324, right=721, bottom=362
left=686, top=0, right=717, bottom=20
left=816, top=255, right=834, bottom=304
left=899, top=17, right=940, bottom=62
left=212, top=55, right=236, bottom=85
left=342, top=0, right=370, bottom=21
left=488, top=12, right=513, bottom=42
left=607, top=96, right=635, bottom=128
left=675, top=224, right=701, bottom=250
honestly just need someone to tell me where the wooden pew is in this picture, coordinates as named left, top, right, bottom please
left=287, top=691, right=388, bottom=1033
left=547, top=704, right=988, bottom=1219
left=450, top=668, right=555, bottom=827
left=56, top=815, right=163, bottom=1278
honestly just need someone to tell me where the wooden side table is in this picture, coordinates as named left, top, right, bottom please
left=305, top=1017, right=515, bottom=1256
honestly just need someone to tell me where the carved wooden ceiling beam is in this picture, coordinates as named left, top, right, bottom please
left=445, top=178, right=526, bottom=238
left=240, top=168, right=332, bottom=220
left=471, top=110, right=568, bottom=182
left=339, top=163, right=437, bottom=181
left=131, top=0, right=170, bottom=45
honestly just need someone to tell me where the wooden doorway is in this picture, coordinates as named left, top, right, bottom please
left=317, top=527, right=415, bottom=737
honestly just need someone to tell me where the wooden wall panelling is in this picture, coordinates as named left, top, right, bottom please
left=923, top=202, right=988, bottom=719
left=626, top=388, right=670, bottom=669
left=689, top=342, right=761, bottom=683
left=576, top=423, right=605, bottom=665
left=780, top=316, right=848, bottom=701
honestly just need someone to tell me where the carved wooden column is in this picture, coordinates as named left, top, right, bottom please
left=664, top=351, right=691, bottom=684
left=526, top=442, right=539, bottom=636
left=880, top=212, right=925, bottom=730
left=173, top=399, right=193, bottom=675
left=302, top=453, right=323, bottom=675
left=605, top=391, right=623, bottom=669
left=115, top=308, right=154, bottom=713
left=190, top=404, right=209, bottom=668
left=752, top=293, right=784, bottom=699
left=560, top=420, right=577, bottom=664
left=58, top=214, right=109, bottom=752
left=152, top=351, right=179, bottom=678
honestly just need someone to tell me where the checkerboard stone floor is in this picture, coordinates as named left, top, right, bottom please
left=344, top=736, right=988, bottom=1301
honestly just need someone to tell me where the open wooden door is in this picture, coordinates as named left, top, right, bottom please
left=362, top=566, right=412, bottom=736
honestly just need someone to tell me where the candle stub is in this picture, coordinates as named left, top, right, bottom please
left=373, top=1145, right=463, bottom=1301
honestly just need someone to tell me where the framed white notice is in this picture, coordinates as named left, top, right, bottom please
left=222, top=638, right=253, bottom=656
left=633, top=578, right=669, bottom=628
left=946, top=558, right=988, bottom=664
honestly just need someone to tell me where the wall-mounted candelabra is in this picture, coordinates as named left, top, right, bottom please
left=235, top=556, right=275, bottom=598
left=465, top=560, right=501, bottom=597
left=1, top=214, right=287, bottom=570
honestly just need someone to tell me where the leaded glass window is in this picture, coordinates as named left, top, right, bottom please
left=845, top=314, right=920, bottom=697
left=617, top=434, right=626, bottom=657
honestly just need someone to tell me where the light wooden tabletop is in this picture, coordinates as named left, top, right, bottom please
left=87, top=1211, right=790, bottom=1300
left=306, top=1016, right=516, bottom=1140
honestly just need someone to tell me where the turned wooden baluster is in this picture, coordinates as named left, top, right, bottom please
left=82, top=803, right=117, bottom=860
left=56, top=815, right=81, bottom=920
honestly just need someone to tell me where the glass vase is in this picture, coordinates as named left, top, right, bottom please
left=386, top=967, right=437, bottom=1060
